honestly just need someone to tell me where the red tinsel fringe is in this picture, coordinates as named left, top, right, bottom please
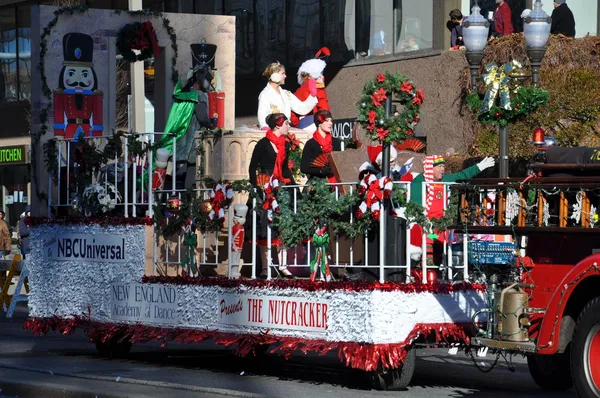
left=23, top=316, right=474, bottom=371
left=141, top=275, right=486, bottom=293
left=27, top=216, right=154, bottom=227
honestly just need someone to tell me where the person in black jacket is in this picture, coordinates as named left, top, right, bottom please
left=551, top=0, right=575, bottom=37
left=300, top=110, right=341, bottom=183
left=248, top=113, right=295, bottom=279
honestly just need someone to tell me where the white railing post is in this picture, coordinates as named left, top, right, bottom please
left=124, top=135, right=129, bottom=218
left=227, top=205, right=233, bottom=278
left=171, top=134, right=176, bottom=195
left=421, top=181, right=427, bottom=283
left=379, top=201, right=385, bottom=283
left=251, top=195, right=257, bottom=279
left=148, top=133, right=154, bottom=217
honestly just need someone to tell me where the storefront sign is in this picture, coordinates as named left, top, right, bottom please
left=218, top=294, right=329, bottom=333
left=111, top=283, right=179, bottom=324
left=43, top=234, right=126, bottom=262
left=331, top=118, right=355, bottom=140
left=0, top=146, right=27, bottom=165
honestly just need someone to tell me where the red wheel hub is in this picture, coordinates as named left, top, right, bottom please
left=585, top=324, right=600, bottom=393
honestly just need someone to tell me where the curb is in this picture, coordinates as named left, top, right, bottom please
left=0, top=365, right=267, bottom=398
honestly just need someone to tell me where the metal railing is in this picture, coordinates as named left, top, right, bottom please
left=47, top=133, right=179, bottom=218
left=45, top=140, right=478, bottom=283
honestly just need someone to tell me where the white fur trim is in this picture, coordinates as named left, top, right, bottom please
left=297, top=59, right=327, bottom=85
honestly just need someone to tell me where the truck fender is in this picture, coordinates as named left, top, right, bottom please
left=536, top=255, right=600, bottom=355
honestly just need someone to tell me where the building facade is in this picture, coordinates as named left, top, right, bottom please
left=3, top=0, right=600, bottom=221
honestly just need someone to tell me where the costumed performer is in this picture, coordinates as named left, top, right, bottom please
left=409, top=155, right=495, bottom=266
left=290, top=47, right=331, bottom=131
left=300, top=110, right=341, bottom=183
left=247, top=113, right=296, bottom=279
left=257, top=62, right=317, bottom=130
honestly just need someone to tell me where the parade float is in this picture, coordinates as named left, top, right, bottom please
left=13, top=5, right=600, bottom=397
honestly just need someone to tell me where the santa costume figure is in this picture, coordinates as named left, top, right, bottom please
left=291, top=47, right=331, bottom=131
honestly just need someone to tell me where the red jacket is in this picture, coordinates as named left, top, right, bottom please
left=290, top=79, right=330, bottom=126
left=494, top=2, right=514, bottom=37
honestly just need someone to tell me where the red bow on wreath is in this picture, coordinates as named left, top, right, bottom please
left=130, top=21, right=161, bottom=58
left=357, top=174, right=393, bottom=221
left=262, top=176, right=280, bottom=223
left=208, top=183, right=233, bottom=221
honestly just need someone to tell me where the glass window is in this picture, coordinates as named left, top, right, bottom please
left=354, top=0, right=434, bottom=59
left=289, top=0, right=320, bottom=66
left=394, top=0, right=433, bottom=54
left=0, top=7, right=17, bottom=103
left=16, top=5, right=30, bottom=102
left=322, top=0, right=352, bottom=63
left=255, top=0, right=286, bottom=71
left=224, top=1, right=256, bottom=76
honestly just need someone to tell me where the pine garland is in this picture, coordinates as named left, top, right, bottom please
left=274, top=179, right=366, bottom=247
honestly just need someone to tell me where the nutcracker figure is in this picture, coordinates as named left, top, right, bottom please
left=152, top=148, right=170, bottom=190
left=230, top=204, right=248, bottom=278
left=53, top=32, right=103, bottom=141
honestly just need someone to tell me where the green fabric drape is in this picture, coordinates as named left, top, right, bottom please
left=158, top=81, right=199, bottom=153
left=141, top=81, right=198, bottom=189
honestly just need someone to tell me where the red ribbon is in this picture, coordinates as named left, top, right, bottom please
left=211, top=189, right=225, bottom=218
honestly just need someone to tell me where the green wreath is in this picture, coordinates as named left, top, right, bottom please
left=466, top=86, right=550, bottom=128
left=116, top=21, right=159, bottom=62
left=356, top=72, right=424, bottom=145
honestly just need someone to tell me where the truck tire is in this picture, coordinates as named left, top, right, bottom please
left=527, top=350, right=573, bottom=390
left=369, top=347, right=416, bottom=391
left=571, top=297, right=600, bottom=398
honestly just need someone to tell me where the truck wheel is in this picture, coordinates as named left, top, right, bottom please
left=571, top=297, right=600, bottom=398
left=527, top=350, right=573, bottom=390
left=95, top=338, right=132, bottom=358
left=369, top=347, right=416, bottom=391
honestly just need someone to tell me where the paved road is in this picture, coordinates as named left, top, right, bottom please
left=0, top=304, right=576, bottom=398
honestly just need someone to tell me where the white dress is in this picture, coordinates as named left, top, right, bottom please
left=257, top=84, right=317, bottom=129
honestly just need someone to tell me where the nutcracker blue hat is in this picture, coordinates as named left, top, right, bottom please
left=63, top=32, right=94, bottom=67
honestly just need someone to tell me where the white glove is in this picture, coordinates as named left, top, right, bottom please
left=477, top=156, right=495, bottom=171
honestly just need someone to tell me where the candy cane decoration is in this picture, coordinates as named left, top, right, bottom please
left=356, top=174, right=393, bottom=221
left=262, top=176, right=280, bottom=223
left=208, top=183, right=234, bottom=221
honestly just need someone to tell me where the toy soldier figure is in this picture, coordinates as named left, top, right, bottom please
left=53, top=32, right=103, bottom=141
left=230, top=204, right=248, bottom=278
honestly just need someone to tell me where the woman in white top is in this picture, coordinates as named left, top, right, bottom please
left=257, top=62, right=318, bottom=129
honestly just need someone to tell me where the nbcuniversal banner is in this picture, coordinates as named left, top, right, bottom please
left=218, top=293, right=330, bottom=334
left=43, top=234, right=126, bottom=262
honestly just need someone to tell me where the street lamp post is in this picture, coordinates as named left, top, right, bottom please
left=463, top=5, right=490, bottom=91
left=464, top=0, right=550, bottom=178
left=523, top=0, right=552, bottom=87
